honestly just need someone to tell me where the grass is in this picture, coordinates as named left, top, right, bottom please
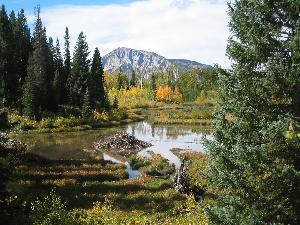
left=143, top=104, right=215, bottom=126
left=8, top=151, right=210, bottom=225
left=130, top=153, right=175, bottom=177
left=0, top=142, right=214, bottom=225
left=8, top=109, right=144, bottom=133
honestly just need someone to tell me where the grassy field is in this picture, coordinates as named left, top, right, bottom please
left=141, top=103, right=215, bottom=126
left=1, top=136, right=212, bottom=225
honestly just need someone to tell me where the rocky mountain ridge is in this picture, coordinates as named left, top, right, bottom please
left=102, top=47, right=208, bottom=77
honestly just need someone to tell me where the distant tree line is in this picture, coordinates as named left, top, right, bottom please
left=0, top=5, right=109, bottom=119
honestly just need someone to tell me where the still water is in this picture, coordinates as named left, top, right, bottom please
left=12, top=121, right=210, bottom=177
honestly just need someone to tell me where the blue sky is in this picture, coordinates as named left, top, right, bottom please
left=2, top=0, right=137, bottom=12
left=0, top=0, right=230, bottom=67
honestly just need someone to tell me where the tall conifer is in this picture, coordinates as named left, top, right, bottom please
left=68, top=32, right=89, bottom=106
left=0, top=5, right=14, bottom=105
left=206, top=1, right=300, bottom=224
left=90, top=47, right=109, bottom=110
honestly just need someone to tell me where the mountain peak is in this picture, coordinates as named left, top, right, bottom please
left=102, top=47, right=208, bottom=77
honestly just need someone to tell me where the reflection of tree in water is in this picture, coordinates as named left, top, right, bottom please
left=130, top=126, right=135, bottom=136
left=151, top=124, right=155, bottom=137
left=165, top=126, right=192, bottom=140
left=130, top=122, right=202, bottom=140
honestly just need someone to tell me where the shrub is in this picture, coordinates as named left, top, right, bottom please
left=144, top=153, right=175, bottom=177
left=129, top=155, right=151, bottom=170
left=30, top=191, right=80, bottom=225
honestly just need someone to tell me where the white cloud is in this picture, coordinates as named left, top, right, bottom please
left=38, top=0, right=231, bottom=67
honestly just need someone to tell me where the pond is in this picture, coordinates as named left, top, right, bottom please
left=12, top=121, right=211, bottom=178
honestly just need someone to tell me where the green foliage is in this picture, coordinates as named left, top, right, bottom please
left=116, top=70, right=129, bottom=90
left=22, top=6, right=54, bottom=117
left=129, top=70, right=137, bottom=87
left=90, top=47, right=109, bottom=110
left=130, top=155, right=151, bottom=170
left=0, top=133, right=27, bottom=224
left=68, top=32, right=90, bottom=106
left=30, top=191, right=80, bottom=225
left=206, top=1, right=300, bottom=224
left=22, top=55, right=39, bottom=119
left=82, top=89, right=92, bottom=119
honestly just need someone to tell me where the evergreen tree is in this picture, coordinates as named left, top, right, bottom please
left=150, top=73, right=156, bottom=92
left=82, top=89, right=92, bottom=119
left=167, top=68, right=175, bottom=91
left=68, top=32, right=89, bottom=106
left=130, top=70, right=137, bottom=87
left=0, top=5, right=14, bottom=105
left=52, top=38, right=65, bottom=104
left=22, top=5, right=53, bottom=116
left=64, top=27, right=71, bottom=101
left=15, top=9, right=31, bottom=87
left=11, top=8, right=31, bottom=106
left=206, top=1, right=300, bottom=225
left=90, top=47, right=109, bottom=110
left=47, top=37, right=55, bottom=77
left=22, top=55, right=38, bottom=118
left=116, top=69, right=128, bottom=90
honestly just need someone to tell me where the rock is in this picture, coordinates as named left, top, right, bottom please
left=102, top=47, right=209, bottom=77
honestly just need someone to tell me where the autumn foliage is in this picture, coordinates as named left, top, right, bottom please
left=156, top=85, right=184, bottom=103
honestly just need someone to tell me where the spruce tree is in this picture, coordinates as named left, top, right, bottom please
left=64, top=27, right=71, bottom=76
left=90, top=47, right=109, bottom=110
left=52, top=38, right=65, bottom=104
left=15, top=9, right=31, bottom=87
left=206, top=1, right=300, bottom=225
left=22, top=55, right=38, bottom=118
left=130, top=70, right=137, bottom=87
left=68, top=32, right=90, bottom=106
left=150, top=73, right=156, bottom=92
left=11, top=9, right=31, bottom=106
left=0, top=5, right=14, bottom=106
left=64, top=27, right=71, bottom=101
left=82, top=89, right=92, bottom=119
left=22, top=5, right=53, bottom=116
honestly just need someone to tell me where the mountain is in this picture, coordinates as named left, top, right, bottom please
left=102, top=47, right=209, bottom=77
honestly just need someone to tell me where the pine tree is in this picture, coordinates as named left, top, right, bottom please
left=116, top=69, right=128, bottom=90
left=15, top=9, right=31, bottom=87
left=150, top=73, right=156, bottom=92
left=68, top=32, right=90, bottom=106
left=22, top=5, right=53, bottom=116
left=206, top=1, right=300, bottom=225
left=52, top=38, right=65, bottom=104
left=117, top=70, right=123, bottom=90
left=0, top=5, right=14, bottom=106
left=167, top=68, right=175, bottom=91
left=82, top=89, right=92, bottom=119
left=22, top=55, right=38, bottom=118
left=11, top=9, right=31, bottom=106
left=64, top=27, right=71, bottom=101
left=47, top=37, right=55, bottom=77
left=90, top=47, right=109, bottom=110
left=130, top=70, right=137, bottom=87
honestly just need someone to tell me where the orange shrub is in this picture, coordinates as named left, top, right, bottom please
left=156, top=85, right=184, bottom=103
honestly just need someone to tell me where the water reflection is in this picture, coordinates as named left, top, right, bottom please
left=126, top=122, right=210, bottom=168
left=12, top=121, right=210, bottom=168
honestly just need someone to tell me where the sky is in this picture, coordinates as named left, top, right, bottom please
left=1, top=0, right=231, bottom=67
